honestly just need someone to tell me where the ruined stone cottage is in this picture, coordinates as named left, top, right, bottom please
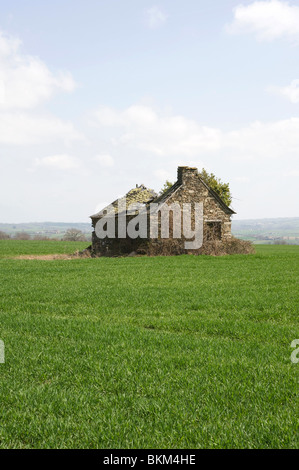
left=90, top=166, right=237, bottom=256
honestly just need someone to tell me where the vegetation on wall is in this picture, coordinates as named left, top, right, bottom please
left=159, top=168, right=232, bottom=207
left=199, top=168, right=232, bottom=207
left=159, top=180, right=173, bottom=196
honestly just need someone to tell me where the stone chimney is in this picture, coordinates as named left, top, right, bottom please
left=177, top=166, right=198, bottom=185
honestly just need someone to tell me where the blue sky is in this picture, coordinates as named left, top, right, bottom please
left=0, top=0, right=299, bottom=222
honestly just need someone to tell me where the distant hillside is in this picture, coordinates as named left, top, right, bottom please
left=0, top=222, right=92, bottom=239
left=232, top=217, right=299, bottom=244
left=0, top=218, right=299, bottom=244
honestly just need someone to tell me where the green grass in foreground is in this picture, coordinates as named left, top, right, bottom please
left=0, top=241, right=298, bottom=448
left=0, top=239, right=88, bottom=258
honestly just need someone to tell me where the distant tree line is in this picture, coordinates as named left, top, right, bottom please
left=0, top=229, right=296, bottom=245
left=0, top=231, right=11, bottom=240
left=0, top=229, right=91, bottom=242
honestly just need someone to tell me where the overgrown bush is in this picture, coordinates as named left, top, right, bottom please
left=14, top=231, right=31, bottom=240
left=0, top=231, right=10, bottom=240
left=62, top=229, right=87, bottom=242
left=136, top=237, right=255, bottom=257
left=33, top=235, right=51, bottom=241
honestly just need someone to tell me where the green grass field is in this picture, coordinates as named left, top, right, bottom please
left=0, top=241, right=298, bottom=448
left=0, top=239, right=88, bottom=257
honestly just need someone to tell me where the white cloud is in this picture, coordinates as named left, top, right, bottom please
left=283, top=169, right=299, bottom=177
left=93, top=154, right=115, bottom=167
left=0, top=112, right=82, bottom=145
left=92, top=104, right=299, bottom=164
left=224, top=118, right=299, bottom=159
left=233, top=176, right=250, bottom=183
left=268, top=79, right=299, bottom=103
left=93, top=105, right=222, bottom=156
left=145, top=6, right=167, bottom=29
left=226, top=0, right=299, bottom=42
left=35, top=154, right=80, bottom=170
left=88, top=105, right=299, bottom=219
left=154, top=168, right=174, bottom=182
left=0, top=30, right=20, bottom=57
left=0, top=30, right=77, bottom=110
left=93, top=201, right=111, bottom=214
left=0, top=30, right=81, bottom=145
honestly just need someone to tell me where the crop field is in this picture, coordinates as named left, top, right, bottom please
left=0, top=241, right=298, bottom=448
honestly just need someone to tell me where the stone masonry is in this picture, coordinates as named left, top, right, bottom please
left=90, top=166, right=235, bottom=256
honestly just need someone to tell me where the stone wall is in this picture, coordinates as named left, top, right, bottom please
left=155, top=167, right=232, bottom=243
left=91, top=166, right=234, bottom=256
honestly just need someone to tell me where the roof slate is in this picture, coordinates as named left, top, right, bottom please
left=91, top=172, right=235, bottom=218
left=90, top=185, right=157, bottom=218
